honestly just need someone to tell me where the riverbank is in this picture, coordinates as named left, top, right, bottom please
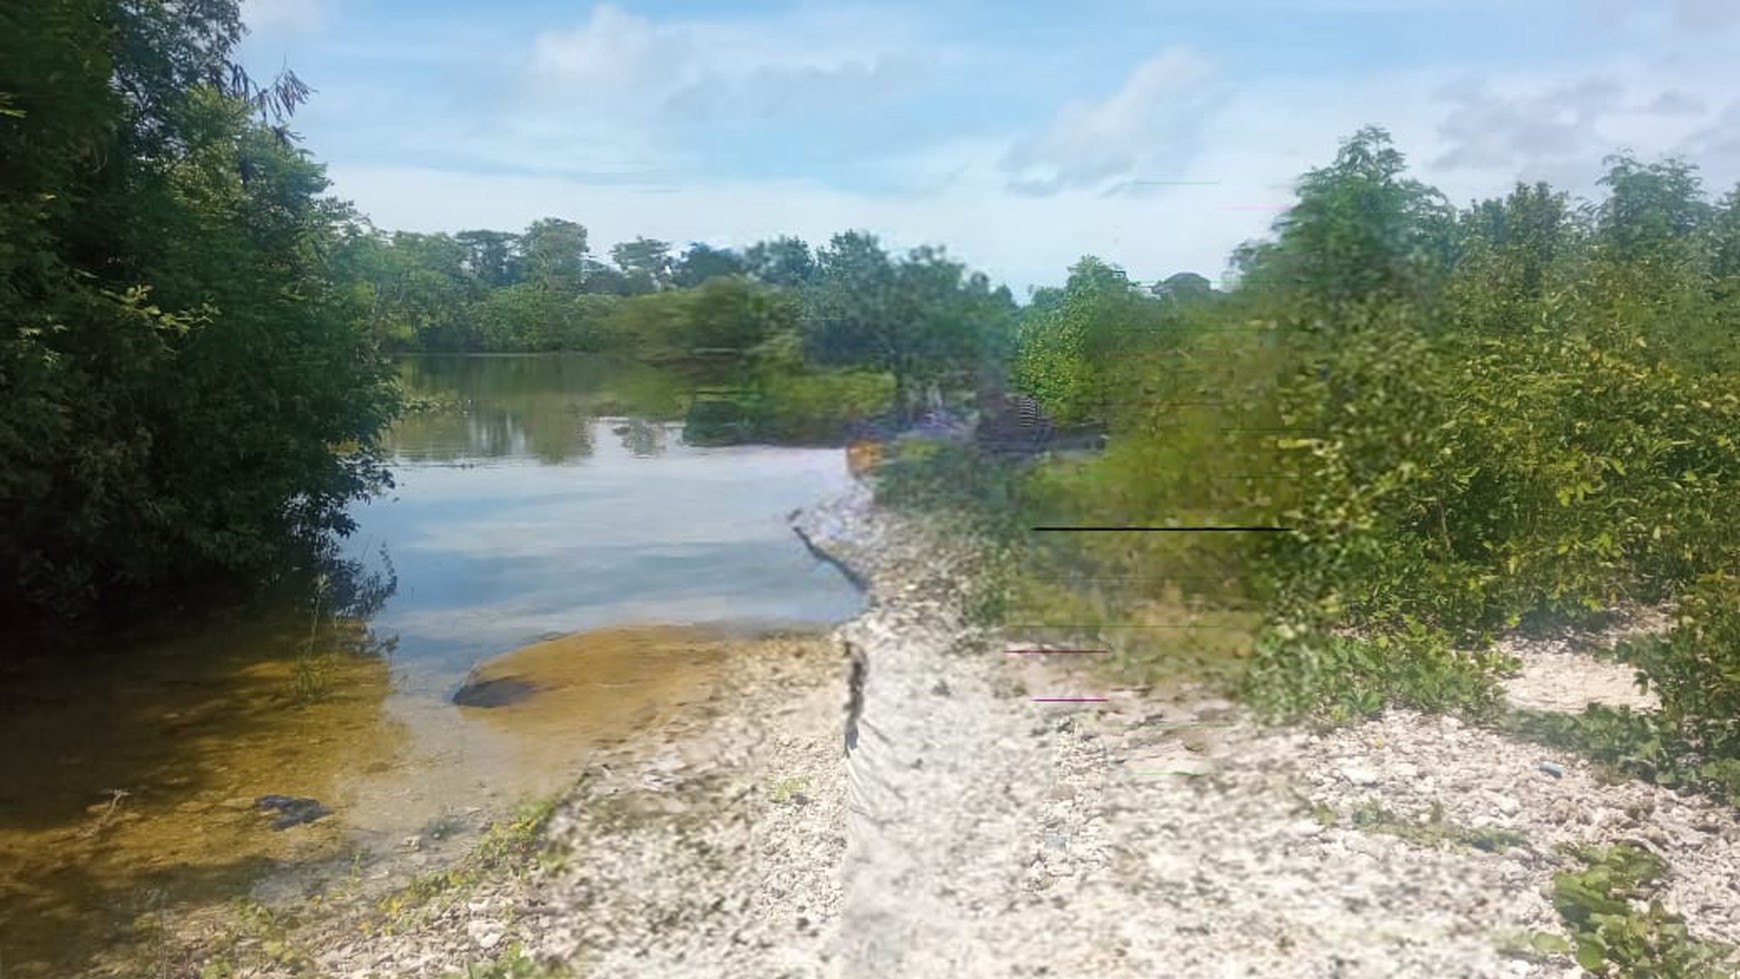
left=147, top=484, right=1740, bottom=978
left=106, top=625, right=846, bottom=978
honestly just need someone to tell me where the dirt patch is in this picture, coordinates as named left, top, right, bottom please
left=453, top=625, right=741, bottom=759
left=1497, top=606, right=1672, bottom=714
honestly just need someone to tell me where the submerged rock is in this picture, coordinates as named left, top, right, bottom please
left=255, top=795, right=332, bottom=831
left=452, top=675, right=540, bottom=708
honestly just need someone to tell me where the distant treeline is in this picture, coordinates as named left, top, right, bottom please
left=334, top=220, right=1224, bottom=434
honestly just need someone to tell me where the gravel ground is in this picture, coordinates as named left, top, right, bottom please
left=178, top=485, right=1740, bottom=978
left=1496, top=606, right=1671, bottom=714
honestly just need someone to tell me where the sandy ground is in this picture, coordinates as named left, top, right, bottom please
left=171, top=485, right=1740, bottom=978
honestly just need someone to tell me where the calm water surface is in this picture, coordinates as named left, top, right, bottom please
left=0, top=354, right=863, bottom=976
left=372, top=354, right=861, bottom=690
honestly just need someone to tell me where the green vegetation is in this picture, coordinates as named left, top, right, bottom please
left=0, top=0, right=1210, bottom=631
left=1500, top=701, right=1740, bottom=808
left=1, top=0, right=399, bottom=628
left=878, top=126, right=1740, bottom=830
left=340, top=224, right=1026, bottom=442
left=23, top=1, right=1740, bottom=975
left=374, top=794, right=561, bottom=931
left=1343, top=799, right=1529, bottom=854
left=135, top=793, right=563, bottom=978
left=770, top=775, right=811, bottom=803
left=1546, top=843, right=1735, bottom=976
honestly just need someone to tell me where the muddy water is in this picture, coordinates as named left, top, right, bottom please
left=0, top=354, right=864, bottom=977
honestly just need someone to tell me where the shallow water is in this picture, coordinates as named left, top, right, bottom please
left=0, top=354, right=863, bottom=977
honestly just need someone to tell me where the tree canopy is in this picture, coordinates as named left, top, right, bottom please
left=1, top=0, right=400, bottom=623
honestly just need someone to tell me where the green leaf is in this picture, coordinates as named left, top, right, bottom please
left=1574, top=941, right=1607, bottom=972
left=1530, top=932, right=1573, bottom=955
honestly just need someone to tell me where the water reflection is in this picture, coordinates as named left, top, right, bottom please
left=0, top=353, right=864, bottom=976
left=391, top=354, right=688, bottom=464
left=614, top=417, right=669, bottom=457
left=363, top=354, right=863, bottom=682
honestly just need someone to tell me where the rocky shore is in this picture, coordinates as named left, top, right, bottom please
left=162, top=484, right=1740, bottom=978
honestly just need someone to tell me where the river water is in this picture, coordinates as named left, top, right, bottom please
left=0, top=354, right=864, bottom=977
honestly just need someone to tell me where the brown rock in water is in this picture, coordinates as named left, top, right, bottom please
left=453, top=676, right=540, bottom=708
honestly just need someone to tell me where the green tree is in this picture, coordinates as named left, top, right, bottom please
left=1249, top=125, right=1456, bottom=319
left=1443, top=181, right=1587, bottom=336
left=1707, top=185, right=1740, bottom=363
left=1014, top=256, right=1172, bottom=426
left=805, top=233, right=1012, bottom=422
left=611, top=237, right=674, bottom=294
left=893, top=248, right=1017, bottom=411
left=0, top=0, right=399, bottom=623
left=579, top=256, right=633, bottom=296
left=606, top=289, right=693, bottom=362
left=743, top=236, right=816, bottom=289
left=673, top=242, right=747, bottom=288
left=1152, top=271, right=1216, bottom=303
left=805, top=230, right=899, bottom=367
left=456, top=229, right=524, bottom=287
left=1586, top=155, right=1724, bottom=366
left=384, top=231, right=481, bottom=350
left=475, top=284, right=619, bottom=352
left=524, top=217, right=589, bottom=293
left=1709, top=185, right=1740, bottom=291
left=1596, top=155, right=1710, bottom=266
left=685, top=275, right=799, bottom=352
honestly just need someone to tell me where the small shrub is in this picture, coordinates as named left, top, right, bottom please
left=1618, top=571, right=1740, bottom=760
left=1244, top=616, right=1512, bottom=724
left=1551, top=843, right=1736, bottom=977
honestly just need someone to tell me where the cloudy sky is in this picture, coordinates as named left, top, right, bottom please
left=237, top=0, right=1740, bottom=295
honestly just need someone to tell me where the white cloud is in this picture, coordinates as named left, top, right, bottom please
left=1416, top=60, right=1740, bottom=197
left=1670, top=0, right=1740, bottom=30
left=242, top=0, right=327, bottom=35
left=524, top=3, right=935, bottom=126
left=528, top=5, right=679, bottom=98
left=1683, top=100, right=1740, bottom=192
left=314, top=5, right=1740, bottom=295
left=1000, top=46, right=1227, bottom=196
left=1431, top=75, right=1627, bottom=172
left=352, top=4, right=948, bottom=182
left=1644, top=90, right=1707, bottom=116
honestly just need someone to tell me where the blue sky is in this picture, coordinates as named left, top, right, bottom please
left=237, top=0, right=1740, bottom=294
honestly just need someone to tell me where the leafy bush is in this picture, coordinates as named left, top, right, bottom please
left=873, top=441, right=1033, bottom=533
left=1616, top=570, right=1740, bottom=764
left=1228, top=295, right=1740, bottom=716
left=1551, top=843, right=1736, bottom=977
left=1245, top=618, right=1513, bottom=724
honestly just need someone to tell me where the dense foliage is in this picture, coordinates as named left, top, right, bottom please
left=879, top=127, right=1740, bottom=815
left=1, top=0, right=399, bottom=624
